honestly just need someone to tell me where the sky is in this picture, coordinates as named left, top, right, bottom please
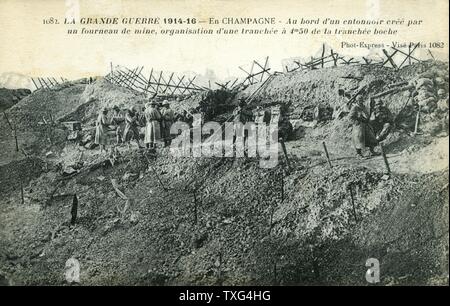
left=0, top=0, right=448, bottom=81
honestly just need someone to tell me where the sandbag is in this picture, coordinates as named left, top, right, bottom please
left=415, top=78, right=433, bottom=89
left=418, top=96, right=436, bottom=106
left=416, top=90, right=435, bottom=101
left=437, top=99, right=449, bottom=111
left=435, top=77, right=445, bottom=86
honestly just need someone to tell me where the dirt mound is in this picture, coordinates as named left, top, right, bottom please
left=0, top=88, right=31, bottom=112
left=241, top=65, right=397, bottom=117
left=67, top=78, right=147, bottom=123
left=0, top=148, right=447, bottom=285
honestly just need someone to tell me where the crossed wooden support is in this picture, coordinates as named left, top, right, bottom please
left=31, top=77, right=70, bottom=90
left=105, top=64, right=206, bottom=96
left=238, top=56, right=271, bottom=86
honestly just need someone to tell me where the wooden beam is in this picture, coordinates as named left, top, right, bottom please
left=163, top=72, right=174, bottom=93
left=155, top=71, right=163, bottom=93
left=31, top=78, right=40, bottom=90
left=382, top=49, right=398, bottom=69
left=398, top=43, right=420, bottom=68
left=170, top=75, right=185, bottom=95
left=321, top=43, right=325, bottom=68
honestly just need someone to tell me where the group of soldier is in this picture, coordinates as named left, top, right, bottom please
left=94, top=91, right=395, bottom=159
left=348, top=95, right=394, bottom=157
left=94, top=99, right=175, bottom=153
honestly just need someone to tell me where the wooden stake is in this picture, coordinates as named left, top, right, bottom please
left=414, top=105, right=421, bottom=134
left=382, top=49, right=398, bottom=69
left=279, top=138, right=291, bottom=171
left=321, top=43, right=325, bottom=67
left=193, top=190, right=198, bottom=225
left=71, top=194, right=78, bottom=225
left=30, top=78, right=39, bottom=90
left=322, top=141, right=332, bottom=168
left=348, top=184, right=358, bottom=223
left=3, top=112, right=18, bottom=151
left=380, top=144, right=391, bottom=175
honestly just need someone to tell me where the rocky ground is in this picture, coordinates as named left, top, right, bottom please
left=0, top=61, right=448, bottom=285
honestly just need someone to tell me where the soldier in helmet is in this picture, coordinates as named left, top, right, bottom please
left=370, top=99, right=394, bottom=142
left=144, top=100, right=162, bottom=149
left=161, top=100, right=175, bottom=147
left=232, top=97, right=253, bottom=155
left=349, top=96, right=378, bottom=157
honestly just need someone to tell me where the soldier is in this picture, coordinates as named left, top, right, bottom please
left=110, top=106, right=125, bottom=145
left=233, top=97, right=253, bottom=124
left=161, top=100, right=175, bottom=147
left=144, top=100, right=162, bottom=149
left=95, top=107, right=110, bottom=153
left=370, top=99, right=394, bottom=142
left=233, top=98, right=253, bottom=149
left=122, top=108, right=143, bottom=149
left=233, top=97, right=253, bottom=156
left=349, top=96, right=378, bottom=157
left=253, top=106, right=266, bottom=126
left=278, top=104, right=293, bottom=141
left=436, top=88, right=449, bottom=112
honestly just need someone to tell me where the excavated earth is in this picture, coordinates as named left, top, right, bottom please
left=0, top=61, right=448, bottom=285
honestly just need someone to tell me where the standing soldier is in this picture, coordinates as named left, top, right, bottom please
left=349, top=96, right=378, bottom=157
left=253, top=105, right=268, bottom=155
left=370, top=99, right=394, bottom=142
left=144, top=100, right=162, bottom=149
left=233, top=97, right=253, bottom=155
left=253, top=106, right=266, bottom=126
left=111, top=106, right=125, bottom=145
left=161, top=100, right=175, bottom=147
left=95, top=107, right=110, bottom=153
left=122, top=108, right=143, bottom=149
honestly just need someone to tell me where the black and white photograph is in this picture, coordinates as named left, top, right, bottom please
left=0, top=0, right=448, bottom=292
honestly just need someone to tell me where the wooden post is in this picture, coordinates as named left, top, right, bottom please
left=414, top=105, right=421, bottom=134
left=13, top=125, right=18, bottom=152
left=379, top=144, right=391, bottom=175
left=261, top=56, right=269, bottom=82
left=348, top=184, right=358, bottom=223
left=268, top=204, right=274, bottom=235
left=193, top=190, right=198, bottom=225
left=382, top=49, right=398, bottom=69
left=279, top=138, right=291, bottom=171
left=37, top=77, right=45, bottom=89
left=408, top=43, right=412, bottom=66
left=31, top=78, right=39, bottom=90
left=217, top=251, right=223, bottom=285
left=41, top=78, right=50, bottom=89
left=321, top=43, right=325, bottom=68
left=3, top=112, right=18, bottom=151
left=249, top=61, right=255, bottom=84
left=322, top=141, right=332, bottom=168
left=71, top=194, right=78, bottom=225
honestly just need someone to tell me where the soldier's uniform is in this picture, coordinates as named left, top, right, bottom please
left=370, top=101, right=394, bottom=142
left=161, top=100, right=175, bottom=147
left=349, top=100, right=378, bottom=156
